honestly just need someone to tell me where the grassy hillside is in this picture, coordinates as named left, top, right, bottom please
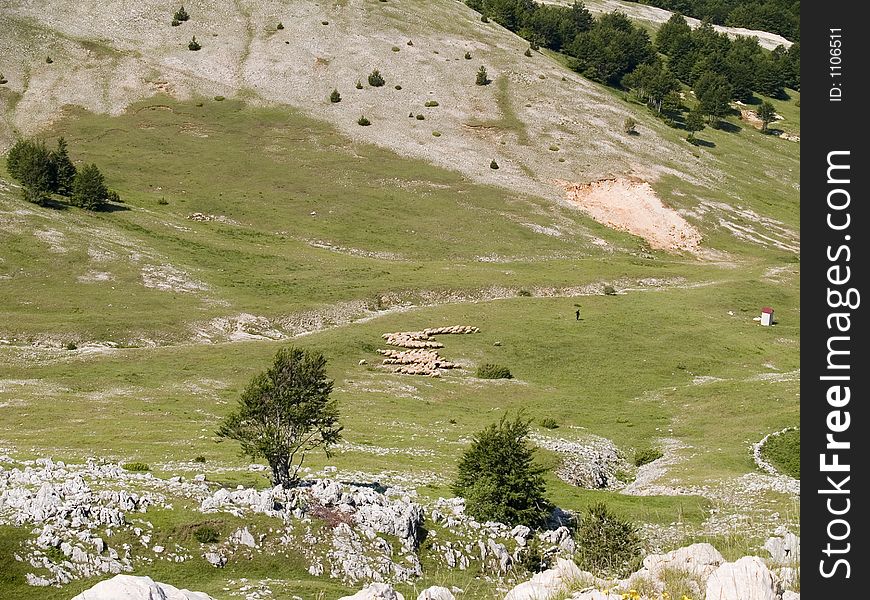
left=0, top=1, right=799, bottom=598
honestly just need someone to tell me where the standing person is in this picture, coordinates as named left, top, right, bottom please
left=575, top=308, right=580, bottom=321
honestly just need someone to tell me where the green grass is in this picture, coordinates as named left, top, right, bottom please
left=760, top=428, right=800, bottom=479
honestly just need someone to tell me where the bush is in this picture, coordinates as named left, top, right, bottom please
left=171, top=18, right=181, bottom=26
left=368, top=69, right=385, bottom=87
left=549, top=145, right=559, bottom=151
left=453, top=414, right=550, bottom=527
left=330, top=89, right=341, bottom=103
left=481, top=15, right=489, bottom=22
left=122, top=462, right=151, bottom=472
left=65, top=342, right=77, bottom=351
left=633, top=447, right=663, bottom=467
left=623, top=117, right=637, bottom=134
left=277, top=22, right=284, bottom=30
left=214, top=95, right=225, bottom=101
left=416, top=114, right=425, bottom=120
left=476, top=363, right=512, bottom=379
left=540, top=417, right=559, bottom=430
left=395, top=85, right=402, bottom=90
left=573, top=503, right=643, bottom=577
left=524, top=47, right=533, bottom=57
left=603, top=284, right=617, bottom=295
left=193, top=525, right=220, bottom=544
left=424, top=100, right=439, bottom=107
left=465, top=52, right=472, bottom=59
left=355, top=79, right=363, bottom=89
left=432, top=131, right=441, bottom=137
left=392, top=46, right=400, bottom=52
left=193, top=455, right=206, bottom=463
left=188, top=36, right=201, bottom=51
left=0, top=73, right=7, bottom=85
left=475, top=65, right=490, bottom=86
left=157, top=197, right=169, bottom=205
left=517, top=537, right=552, bottom=573
left=357, top=116, right=371, bottom=126
left=490, top=160, right=499, bottom=170
left=46, top=56, right=53, bottom=64
left=174, top=5, right=190, bottom=22
left=518, top=289, right=532, bottom=296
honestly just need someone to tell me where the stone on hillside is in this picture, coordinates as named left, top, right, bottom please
left=203, top=551, right=226, bottom=568
left=504, top=557, right=589, bottom=600
left=339, top=582, right=405, bottom=600
left=705, top=556, right=777, bottom=600
left=231, top=526, right=257, bottom=548
left=763, top=532, right=800, bottom=565
left=70, top=574, right=215, bottom=599
left=640, top=543, right=724, bottom=580
left=781, top=591, right=800, bottom=600
left=417, top=586, right=455, bottom=600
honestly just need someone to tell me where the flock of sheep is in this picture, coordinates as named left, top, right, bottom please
left=378, top=326, right=480, bottom=376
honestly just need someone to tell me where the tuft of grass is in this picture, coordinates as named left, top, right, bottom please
left=634, top=447, right=663, bottom=467
left=122, top=462, right=151, bottom=472
left=760, top=428, right=799, bottom=479
left=540, top=417, right=559, bottom=430
left=193, top=525, right=221, bottom=544
left=476, top=364, right=512, bottom=379
left=357, top=116, right=371, bottom=126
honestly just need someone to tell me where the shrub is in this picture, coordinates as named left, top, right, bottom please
left=453, top=414, right=550, bottom=527
left=391, top=46, right=400, bottom=52
left=65, top=342, right=77, bottom=351
left=193, top=455, right=206, bottom=463
left=518, top=289, right=532, bottom=297
left=623, top=117, right=637, bottom=134
left=416, top=114, right=425, bottom=120
left=540, top=417, right=559, bottom=430
left=106, top=190, right=121, bottom=204
left=448, top=418, right=457, bottom=424
left=475, top=65, right=490, bottom=86
left=549, top=145, right=559, bottom=152
left=171, top=19, right=180, bottom=26
left=214, top=95, right=225, bottom=101
left=322, top=21, right=329, bottom=25
left=368, top=69, right=385, bottom=87
left=355, top=79, right=363, bottom=89
left=174, top=5, right=190, bottom=22
left=464, top=51, right=472, bottom=59
left=357, top=116, right=371, bottom=126
left=193, top=525, right=220, bottom=544
left=573, top=503, right=643, bottom=577
left=276, top=22, right=284, bottom=30
left=407, top=40, right=413, bottom=46
left=481, top=15, right=489, bottom=22
left=432, top=131, right=441, bottom=137
left=517, top=537, right=552, bottom=573
left=603, top=284, right=617, bottom=295
left=524, top=47, right=533, bottom=57
left=122, top=462, right=151, bottom=472
left=424, top=100, right=439, bottom=107
left=633, top=447, right=663, bottom=467
left=476, top=363, right=512, bottom=379
left=330, top=89, right=341, bottom=103
left=188, top=36, right=201, bottom=51
left=0, top=73, right=7, bottom=84
left=490, top=160, right=499, bottom=170
left=395, top=85, right=402, bottom=90
left=157, top=197, right=169, bottom=205
left=46, top=56, right=53, bottom=64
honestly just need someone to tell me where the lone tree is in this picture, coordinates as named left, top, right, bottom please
left=329, top=89, right=341, bottom=103
left=475, top=65, right=490, bottom=86
left=757, top=100, right=776, bottom=133
left=71, top=163, right=108, bottom=210
left=453, top=414, right=551, bottom=527
left=685, top=107, right=705, bottom=142
left=50, top=137, right=77, bottom=196
left=622, top=117, right=637, bottom=134
left=217, top=346, right=342, bottom=488
left=188, top=36, right=201, bottom=51
left=174, top=5, right=190, bottom=22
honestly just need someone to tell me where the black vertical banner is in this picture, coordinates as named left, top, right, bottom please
left=803, top=2, right=868, bottom=596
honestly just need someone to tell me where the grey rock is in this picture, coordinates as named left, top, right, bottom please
left=705, top=556, right=777, bottom=600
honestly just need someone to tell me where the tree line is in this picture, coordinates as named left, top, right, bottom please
left=5, top=137, right=119, bottom=210
left=466, top=1, right=799, bottom=133
left=625, top=0, right=800, bottom=42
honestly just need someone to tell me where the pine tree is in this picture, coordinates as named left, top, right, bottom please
left=188, top=36, right=201, bottom=51
left=757, top=100, right=776, bottom=133
left=685, top=107, right=705, bottom=142
left=475, top=65, right=490, bottom=86
left=174, top=5, right=190, bottom=22
left=329, top=89, right=341, bottom=103
left=49, top=138, right=77, bottom=197
left=6, top=139, right=55, bottom=205
left=367, top=69, right=385, bottom=87
left=71, top=163, right=109, bottom=210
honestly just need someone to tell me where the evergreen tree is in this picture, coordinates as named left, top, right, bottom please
left=174, top=5, right=190, bottom=22
left=685, top=106, right=706, bottom=141
left=757, top=100, right=776, bottom=133
left=71, top=163, right=109, bottom=210
left=367, top=69, right=385, bottom=87
left=329, top=89, right=341, bottom=103
left=694, top=70, right=732, bottom=126
left=476, top=65, right=490, bottom=85
left=453, top=414, right=551, bottom=527
left=6, top=139, right=55, bottom=205
left=49, top=138, right=77, bottom=197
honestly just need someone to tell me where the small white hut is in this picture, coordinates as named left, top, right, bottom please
left=761, top=307, right=774, bottom=326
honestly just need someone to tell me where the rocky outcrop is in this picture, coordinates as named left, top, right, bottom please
left=70, top=574, right=214, bottom=599
left=637, top=543, right=724, bottom=581
left=705, top=556, right=777, bottom=600
left=338, top=582, right=405, bottom=600
left=504, top=558, right=591, bottom=600
left=417, top=586, right=455, bottom=600
left=529, top=434, right=629, bottom=490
